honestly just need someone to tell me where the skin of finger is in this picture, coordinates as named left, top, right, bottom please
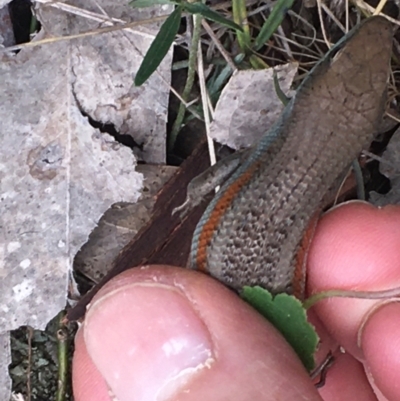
left=317, top=351, right=378, bottom=401
left=307, top=201, right=400, bottom=359
left=72, top=265, right=321, bottom=401
left=361, top=302, right=400, bottom=401
left=73, top=328, right=111, bottom=401
left=306, top=310, right=338, bottom=368
left=306, top=312, right=379, bottom=398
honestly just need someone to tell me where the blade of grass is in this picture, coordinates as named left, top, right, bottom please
left=183, top=2, right=243, bottom=32
left=253, top=0, right=294, bottom=51
left=249, top=54, right=268, bottom=69
left=134, top=6, right=182, bottom=86
left=232, top=0, right=251, bottom=52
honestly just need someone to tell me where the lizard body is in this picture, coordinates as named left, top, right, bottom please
left=189, top=16, right=393, bottom=298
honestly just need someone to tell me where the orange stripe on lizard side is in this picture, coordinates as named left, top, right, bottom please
left=196, top=162, right=261, bottom=272
left=293, top=210, right=320, bottom=299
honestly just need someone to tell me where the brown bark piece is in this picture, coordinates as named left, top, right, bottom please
left=67, top=139, right=211, bottom=321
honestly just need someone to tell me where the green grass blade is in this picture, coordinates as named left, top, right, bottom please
left=253, top=0, right=294, bottom=51
left=134, top=6, right=182, bottom=86
left=183, top=2, right=243, bottom=32
left=249, top=54, right=268, bottom=69
left=232, top=0, right=251, bottom=52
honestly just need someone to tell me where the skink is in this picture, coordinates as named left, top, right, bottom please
left=188, top=16, right=392, bottom=298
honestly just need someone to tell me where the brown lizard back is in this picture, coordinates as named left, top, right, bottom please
left=190, top=16, right=393, bottom=297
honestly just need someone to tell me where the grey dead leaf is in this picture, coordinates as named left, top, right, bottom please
left=37, top=0, right=173, bottom=164
left=209, top=63, right=298, bottom=149
left=0, top=6, right=14, bottom=47
left=0, top=0, right=173, bottom=397
left=370, top=126, right=400, bottom=206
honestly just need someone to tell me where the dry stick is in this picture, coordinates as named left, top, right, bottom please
left=1, top=15, right=170, bottom=53
left=288, top=10, right=318, bottom=43
left=373, top=0, right=388, bottom=15
left=35, top=0, right=156, bottom=39
left=34, top=2, right=199, bottom=121
left=197, top=25, right=217, bottom=169
left=316, top=0, right=332, bottom=48
left=275, top=25, right=294, bottom=60
left=387, top=111, right=400, bottom=123
left=320, top=2, right=346, bottom=32
left=201, top=20, right=237, bottom=71
left=353, top=1, right=399, bottom=25
left=333, top=165, right=352, bottom=206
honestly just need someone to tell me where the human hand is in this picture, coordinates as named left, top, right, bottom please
left=72, top=201, right=400, bottom=401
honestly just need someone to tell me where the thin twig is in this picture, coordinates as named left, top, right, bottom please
left=373, top=0, right=388, bottom=15
left=320, top=2, right=346, bottom=32
left=316, top=0, right=332, bottom=48
left=197, top=28, right=216, bottom=168
left=201, top=19, right=237, bottom=71
left=1, top=15, right=169, bottom=53
left=35, top=0, right=159, bottom=39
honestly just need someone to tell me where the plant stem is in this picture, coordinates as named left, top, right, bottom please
left=169, top=13, right=203, bottom=152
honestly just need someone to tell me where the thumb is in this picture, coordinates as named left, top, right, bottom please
left=72, top=265, right=320, bottom=401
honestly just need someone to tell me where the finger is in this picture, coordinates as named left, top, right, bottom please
left=73, top=265, right=321, bottom=401
left=317, top=351, right=378, bottom=401
left=73, top=328, right=110, bottom=401
left=307, top=201, right=400, bottom=400
left=307, top=201, right=400, bottom=357
left=361, top=301, right=400, bottom=400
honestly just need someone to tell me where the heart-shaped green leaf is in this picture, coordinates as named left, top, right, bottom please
left=241, top=286, right=318, bottom=372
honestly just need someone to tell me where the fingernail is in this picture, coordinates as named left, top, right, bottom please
left=84, top=283, right=215, bottom=401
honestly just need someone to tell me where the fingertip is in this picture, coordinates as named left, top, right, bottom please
left=83, top=274, right=214, bottom=401
left=72, top=328, right=111, bottom=401
left=309, top=201, right=400, bottom=290
left=307, top=201, right=400, bottom=357
left=73, top=265, right=320, bottom=401
left=317, top=351, right=377, bottom=401
left=361, top=302, right=400, bottom=401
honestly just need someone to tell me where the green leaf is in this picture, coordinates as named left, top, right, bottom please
left=248, top=54, right=268, bottom=69
left=134, top=6, right=182, bottom=86
left=241, top=286, right=318, bottom=372
left=253, top=0, right=294, bottom=51
left=182, top=2, right=243, bottom=32
left=273, top=69, right=291, bottom=106
left=232, top=0, right=251, bottom=51
left=129, top=0, right=174, bottom=8
left=207, top=64, right=233, bottom=100
left=30, top=15, right=39, bottom=35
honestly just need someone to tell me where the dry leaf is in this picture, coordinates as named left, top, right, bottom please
left=0, top=0, right=173, bottom=396
left=74, top=165, right=177, bottom=283
left=209, top=63, right=298, bottom=149
left=370, top=126, right=400, bottom=206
